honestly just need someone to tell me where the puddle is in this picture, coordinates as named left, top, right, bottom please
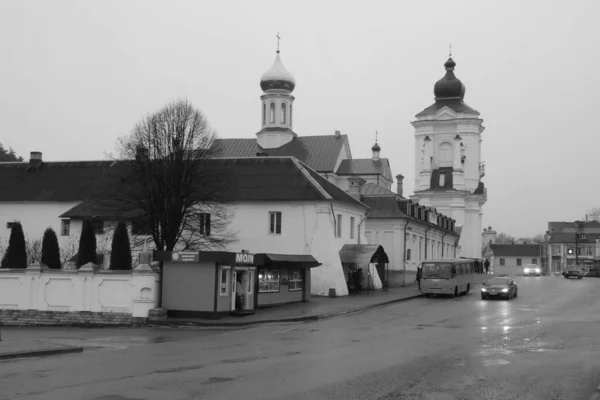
left=221, top=356, right=267, bottom=364
left=206, top=377, right=235, bottom=384
left=482, top=358, right=511, bottom=366
left=155, top=364, right=205, bottom=374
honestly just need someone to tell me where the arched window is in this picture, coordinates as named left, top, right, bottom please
left=281, top=103, right=287, bottom=124
left=269, top=102, right=275, bottom=124
left=290, top=104, right=293, bottom=126
left=262, top=103, right=266, bottom=125
left=438, top=142, right=453, bottom=167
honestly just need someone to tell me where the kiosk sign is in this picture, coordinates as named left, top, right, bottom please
left=235, top=253, right=255, bottom=265
left=171, top=252, right=199, bottom=263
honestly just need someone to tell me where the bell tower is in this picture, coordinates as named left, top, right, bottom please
left=256, top=33, right=297, bottom=149
left=410, top=54, right=487, bottom=258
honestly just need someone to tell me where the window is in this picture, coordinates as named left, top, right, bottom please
left=290, top=104, right=293, bottom=126
left=258, top=269, right=280, bottom=293
left=131, top=219, right=152, bottom=235
left=269, top=212, right=282, bottom=234
left=439, top=142, right=453, bottom=167
left=516, top=258, right=522, bottom=266
left=262, top=103, right=266, bottom=125
left=499, top=258, right=505, bottom=266
left=219, top=267, right=230, bottom=296
left=269, top=102, right=275, bottom=123
left=552, top=245, right=561, bottom=255
left=580, top=234, right=588, bottom=240
left=406, top=249, right=411, bottom=261
left=532, top=258, right=538, bottom=265
left=288, top=269, right=303, bottom=291
left=350, top=217, right=355, bottom=239
left=61, top=219, right=70, bottom=236
left=199, top=213, right=211, bottom=236
left=336, top=214, right=342, bottom=238
left=439, top=174, right=445, bottom=187
left=281, top=103, right=287, bottom=124
left=91, top=219, right=104, bottom=234
left=419, top=239, right=422, bottom=260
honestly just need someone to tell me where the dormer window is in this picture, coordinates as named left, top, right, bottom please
left=281, top=103, right=287, bottom=124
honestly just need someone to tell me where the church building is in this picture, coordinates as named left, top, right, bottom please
left=409, top=55, right=487, bottom=258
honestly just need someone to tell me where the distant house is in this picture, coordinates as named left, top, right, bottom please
left=544, top=221, right=600, bottom=273
left=482, top=243, right=541, bottom=276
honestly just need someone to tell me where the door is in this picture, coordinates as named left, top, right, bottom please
left=242, top=270, right=255, bottom=311
left=231, top=270, right=237, bottom=311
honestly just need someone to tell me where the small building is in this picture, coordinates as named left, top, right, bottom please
left=544, top=221, right=600, bottom=273
left=482, top=243, right=541, bottom=276
left=154, top=250, right=321, bottom=318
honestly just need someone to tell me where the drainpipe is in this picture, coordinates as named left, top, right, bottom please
left=402, top=218, right=411, bottom=286
left=424, top=226, right=432, bottom=260
left=441, top=232, right=448, bottom=258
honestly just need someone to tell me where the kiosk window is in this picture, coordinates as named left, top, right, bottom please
left=219, top=267, right=229, bottom=296
left=289, top=269, right=303, bottom=291
left=259, top=269, right=280, bottom=293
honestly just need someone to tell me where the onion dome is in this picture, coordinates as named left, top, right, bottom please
left=371, top=142, right=381, bottom=152
left=260, top=51, right=296, bottom=93
left=433, top=57, right=466, bottom=100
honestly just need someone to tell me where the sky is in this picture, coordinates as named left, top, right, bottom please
left=1, top=0, right=599, bottom=239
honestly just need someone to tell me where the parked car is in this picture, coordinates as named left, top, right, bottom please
left=522, top=264, right=541, bottom=277
left=481, top=277, right=518, bottom=300
left=563, top=266, right=584, bottom=279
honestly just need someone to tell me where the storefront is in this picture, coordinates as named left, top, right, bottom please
left=154, top=250, right=321, bottom=318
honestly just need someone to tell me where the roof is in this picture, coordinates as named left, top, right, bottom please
left=0, top=160, right=113, bottom=202
left=548, top=221, right=600, bottom=233
left=60, top=157, right=369, bottom=219
left=360, top=183, right=401, bottom=197
left=336, top=158, right=393, bottom=181
left=339, top=244, right=389, bottom=265
left=547, top=232, right=600, bottom=244
left=415, top=99, right=479, bottom=118
left=212, top=134, right=348, bottom=172
left=487, top=244, right=541, bottom=257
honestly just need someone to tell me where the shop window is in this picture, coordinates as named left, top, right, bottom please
left=199, top=213, right=211, bottom=236
left=499, top=258, right=505, bottom=266
left=336, top=214, right=342, bottom=238
left=288, top=269, right=303, bottom=291
left=258, top=269, right=280, bottom=293
left=91, top=219, right=104, bottom=234
left=516, top=258, right=522, bottom=266
left=131, top=219, right=152, bottom=235
left=268, top=212, right=282, bottom=234
left=531, top=258, right=538, bottom=265
left=350, top=217, right=355, bottom=239
left=61, top=219, right=70, bottom=236
left=219, top=267, right=230, bottom=296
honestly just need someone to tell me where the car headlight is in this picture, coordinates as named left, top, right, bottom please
left=481, top=288, right=487, bottom=292
left=501, top=288, right=509, bottom=293
left=535, top=268, right=540, bottom=272
left=524, top=268, right=530, bottom=273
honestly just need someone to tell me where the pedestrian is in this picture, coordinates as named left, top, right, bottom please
left=484, top=259, right=490, bottom=274
left=416, top=266, right=422, bottom=290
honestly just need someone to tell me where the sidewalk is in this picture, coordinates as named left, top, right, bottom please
left=0, top=333, right=83, bottom=361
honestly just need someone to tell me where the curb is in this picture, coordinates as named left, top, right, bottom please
left=0, top=346, right=84, bottom=361
left=151, top=293, right=426, bottom=328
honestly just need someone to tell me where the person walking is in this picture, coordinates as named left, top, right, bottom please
left=416, top=266, right=422, bottom=291
left=484, top=259, right=490, bottom=274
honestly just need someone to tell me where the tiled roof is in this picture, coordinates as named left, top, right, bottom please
left=336, top=159, right=393, bottom=181
left=212, top=134, right=348, bottom=172
left=0, top=160, right=113, bottom=202
left=415, top=99, right=479, bottom=117
left=488, top=244, right=541, bottom=257
left=547, top=232, right=600, bottom=244
left=60, top=157, right=369, bottom=219
left=360, top=183, right=401, bottom=197
left=548, top=221, right=600, bottom=233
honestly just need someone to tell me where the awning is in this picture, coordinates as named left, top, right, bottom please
left=339, top=244, right=389, bottom=265
left=255, top=253, right=322, bottom=269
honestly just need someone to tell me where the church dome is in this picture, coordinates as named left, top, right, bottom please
left=433, top=57, right=465, bottom=100
left=260, top=51, right=296, bottom=93
left=371, top=142, right=381, bottom=152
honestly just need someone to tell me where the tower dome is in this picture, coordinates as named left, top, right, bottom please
left=371, top=142, right=381, bottom=152
left=433, top=57, right=465, bottom=100
left=260, top=51, right=296, bottom=93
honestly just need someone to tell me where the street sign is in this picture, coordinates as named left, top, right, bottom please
left=171, top=252, right=199, bottom=263
left=235, top=253, right=255, bottom=265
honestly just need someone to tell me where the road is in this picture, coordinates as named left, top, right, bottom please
left=1, top=276, right=599, bottom=400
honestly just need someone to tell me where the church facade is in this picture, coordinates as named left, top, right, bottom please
left=409, top=56, right=487, bottom=259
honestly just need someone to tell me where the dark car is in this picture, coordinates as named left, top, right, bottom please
left=563, top=266, right=584, bottom=279
left=481, top=277, right=518, bottom=300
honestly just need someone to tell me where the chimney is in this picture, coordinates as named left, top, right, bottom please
left=395, top=174, right=404, bottom=197
left=27, top=151, right=43, bottom=171
left=346, top=177, right=366, bottom=201
left=334, top=130, right=341, bottom=138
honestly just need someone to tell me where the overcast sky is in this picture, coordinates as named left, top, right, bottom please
left=1, top=0, right=598, bottom=238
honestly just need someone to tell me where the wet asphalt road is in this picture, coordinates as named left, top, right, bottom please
left=1, top=276, right=599, bottom=400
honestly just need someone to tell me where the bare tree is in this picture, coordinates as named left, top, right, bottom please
left=25, top=237, right=42, bottom=265
left=586, top=208, right=600, bottom=222
left=495, top=232, right=516, bottom=244
left=98, top=99, right=235, bottom=253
